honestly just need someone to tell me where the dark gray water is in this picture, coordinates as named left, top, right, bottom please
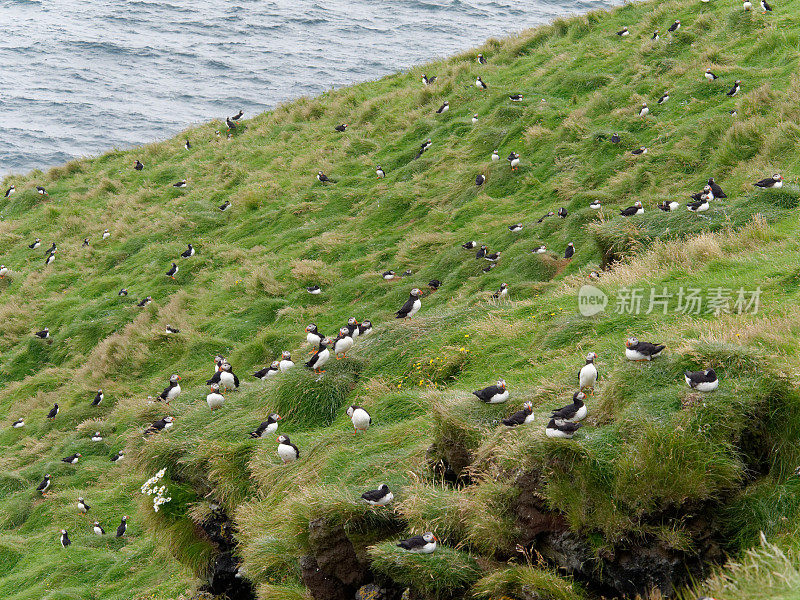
left=0, top=0, right=618, bottom=175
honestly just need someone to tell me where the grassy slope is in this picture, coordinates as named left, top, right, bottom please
left=1, top=0, right=800, bottom=598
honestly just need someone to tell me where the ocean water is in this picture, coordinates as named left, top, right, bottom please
left=0, top=0, right=618, bottom=175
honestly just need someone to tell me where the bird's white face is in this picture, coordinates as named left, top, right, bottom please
left=348, top=318, right=358, bottom=327
left=339, top=327, right=349, bottom=336
left=497, top=379, right=506, bottom=389
left=270, top=413, right=281, bottom=421
left=210, top=384, right=220, bottom=392
left=347, top=406, right=355, bottom=417
left=626, top=337, right=639, bottom=347
left=587, top=352, right=597, bottom=361
left=411, top=288, right=421, bottom=297
left=524, top=402, right=533, bottom=411
left=165, top=417, right=174, bottom=423
left=171, top=374, right=180, bottom=383
left=282, top=351, right=291, bottom=359
left=278, top=435, right=288, bottom=443
left=271, top=361, right=280, bottom=369
left=422, top=532, right=437, bottom=543
left=306, top=324, right=316, bottom=333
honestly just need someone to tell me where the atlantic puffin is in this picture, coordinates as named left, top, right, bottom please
left=761, top=0, right=772, bottom=11
left=658, top=91, right=669, bottom=104
left=611, top=133, right=621, bottom=144
left=579, top=353, right=598, bottom=392
left=552, top=391, right=588, bottom=423
left=279, top=351, right=295, bottom=372
left=436, top=101, right=449, bottom=114
left=166, top=263, right=178, bottom=280
left=396, top=289, right=422, bottom=319
left=253, top=361, right=281, bottom=379
left=509, top=94, right=523, bottom=102
left=685, top=369, right=719, bottom=392
left=545, top=419, right=582, bottom=439
left=119, top=288, right=128, bottom=296
left=306, top=337, right=332, bottom=373
left=708, top=178, right=726, bottom=198
left=705, top=68, right=719, bottom=81
left=248, top=414, right=281, bottom=438
left=358, top=320, right=373, bottom=336
left=632, top=147, right=647, bottom=155
left=306, top=324, right=323, bottom=348
left=625, top=337, right=665, bottom=361
left=415, top=139, right=432, bottom=159
left=476, top=174, right=486, bottom=186
left=346, top=317, right=360, bottom=338
left=111, top=451, right=125, bottom=462
left=82, top=237, right=90, bottom=247
left=484, top=251, right=501, bottom=262
left=181, top=244, right=195, bottom=258
left=590, top=199, right=602, bottom=209
left=165, top=325, right=180, bottom=334
left=508, top=223, right=523, bottom=232
left=667, top=19, right=680, bottom=32
left=306, top=285, right=322, bottom=294
left=206, top=384, right=225, bottom=411
left=477, top=53, right=487, bottom=64
left=421, top=74, right=436, bottom=86
left=533, top=246, right=547, bottom=254
left=491, top=150, right=500, bottom=161
left=231, top=109, right=244, bottom=121
left=12, top=418, right=24, bottom=428
left=376, top=166, right=385, bottom=178
left=638, top=103, right=649, bottom=117
left=137, top=296, right=152, bottom=307
left=475, top=76, right=487, bottom=89
left=277, top=435, right=300, bottom=463
left=491, top=283, right=509, bottom=301
left=462, top=241, right=477, bottom=250
left=317, top=171, right=334, bottom=184
left=658, top=200, right=680, bottom=211
left=60, top=529, right=71, bottom=547
left=687, top=196, right=710, bottom=212
left=482, top=263, right=496, bottom=273
left=47, top=404, right=59, bottom=419
left=45, top=251, right=56, bottom=265
left=219, top=200, right=231, bottom=211
left=5, top=185, right=15, bottom=197
left=743, top=0, right=753, bottom=10
left=134, top=160, right=144, bottom=171
left=93, top=521, right=107, bottom=535
left=507, top=152, right=520, bottom=170
left=173, top=180, right=187, bottom=188
left=334, top=123, right=348, bottom=132
left=473, top=379, right=509, bottom=403
left=501, top=401, right=534, bottom=426
left=91, top=431, right=103, bottom=442
left=37, top=474, right=51, bottom=494
left=537, top=211, right=555, bottom=223
left=475, top=244, right=487, bottom=259
left=116, top=516, right=127, bottom=537
left=397, top=532, right=437, bottom=553
left=37, top=186, right=48, bottom=195
left=144, top=416, right=174, bottom=434
left=616, top=26, right=629, bottom=36
left=428, top=280, right=441, bottom=292
left=78, top=497, right=90, bottom=513
left=62, top=453, right=81, bottom=464
left=184, top=139, right=191, bottom=150
left=472, top=114, right=478, bottom=124
left=620, top=201, right=644, bottom=216
left=219, top=362, right=240, bottom=391
left=754, top=174, right=782, bottom=188
left=226, top=117, right=237, bottom=130
left=0, top=265, right=12, bottom=279
left=564, top=243, right=575, bottom=259
left=333, top=327, right=354, bottom=359
left=727, top=80, right=741, bottom=97
left=362, top=484, right=393, bottom=506
left=29, top=238, right=41, bottom=249
left=159, top=374, right=182, bottom=403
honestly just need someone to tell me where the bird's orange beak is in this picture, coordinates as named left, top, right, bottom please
left=276, top=415, right=282, bottom=420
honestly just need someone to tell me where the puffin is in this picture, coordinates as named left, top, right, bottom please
left=306, top=285, right=322, bottom=294
left=317, top=171, right=334, bottom=184
left=472, top=114, right=479, bottom=124
left=376, top=166, right=385, bottom=178
left=346, top=316, right=360, bottom=338
left=492, top=283, right=509, bottom=300
left=137, top=296, right=152, bottom=307
left=475, top=244, right=487, bottom=259
left=279, top=351, right=295, bottom=372
left=231, top=109, right=244, bottom=121
left=134, top=160, right=144, bottom=171
left=579, top=352, right=598, bottom=392
left=35, top=327, right=50, bottom=339
left=91, top=431, right=103, bottom=442
left=62, top=453, right=82, bottom=465
left=118, top=288, right=128, bottom=296
left=473, top=379, right=509, bottom=403
left=685, top=369, right=719, bottom=392
left=477, top=53, right=487, bottom=64
left=754, top=174, right=782, bottom=188
left=658, top=91, right=669, bottom=104
left=509, top=94, right=524, bottom=102
left=166, top=263, right=178, bottom=280
left=226, top=117, right=237, bottom=130
left=347, top=405, right=372, bottom=433
left=501, top=401, right=534, bottom=426
left=37, top=474, right=51, bottom=495
left=159, top=374, right=182, bottom=403
left=705, top=68, right=719, bottom=81
left=632, top=147, right=648, bottom=155
left=383, top=270, right=397, bottom=280
left=29, top=238, right=41, bottom=249
left=397, top=532, right=437, bottom=553
left=5, top=185, right=15, bottom=197
left=173, top=180, right=187, bottom=188
left=60, top=530, right=71, bottom=547
left=545, top=419, right=582, bottom=439
left=111, top=451, right=125, bottom=462
left=248, top=414, right=281, bottom=438
left=396, top=289, right=422, bottom=319
left=687, top=196, right=710, bottom=212
left=491, top=150, right=500, bottom=161
left=743, top=0, right=753, bottom=10
left=638, top=103, right=649, bottom=117
left=362, top=484, right=393, bottom=506
left=667, top=19, right=680, bottom=32
left=507, top=152, right=520, bottom=170
left=180, top=244, right=195, bottom=259
left=436, top=101, right=449, bottom=114
left=415, top=139, right=432, bottom=159
left=333, top=327, right=354, bottom=359
left=658, top=200, right=680, bottom=211
left=708, top=178, right=727, bottom=198
left=305, top=323, right=324, bottom=348
left=102, top=229, right=110, bottom=240
left=358, top=320, right=373, bottom=336
left=165, top=325, right=180, bottom=334
left=428, top=280, right=441, bottom=291
left=564, top=242, right=575, bottom=259
left=537, top=211, right=555, bottom=223
left=277, top=435, right=300, bottom=463
left=37, top=186, right=48, bottom=195
left=620, top=201, right=644, bottom=216
left=184, top=139, right=191, bottom=150
left=93, top=521, right=106, bottom=535
left=476, top=174, right=486, bottom=187
left=727, top=80, right=741, bottom=97
left=334, top=123, right=348, bottom=132
left=625, top=337, right=665, bottom=361
left=616, top=26, right=629, bottom=36
left=306, top=338, right=332, bottom=373
left=552, top=391, right=588, bottom=423
left=508, top=223, right=523, bottom=232
left=47, top=404, right=59, bottom=419
left=219, top=362, right=240, bottom=391
left=219, top=200, right=231, bottom=211
left=82, top=237, right=90, bottom=247
left=475, top=76, right=487, bottom=89
left=611, top=133, right=621, bottom=144
left=12, top=418, right=24, bottom=428
left=206, top=384, right=225, bottom=411
left=253, top=361, right=281, bottom=380
left=45, top=251, right=56, bottom=266
left=533, top=246, right=547, bottom=254
left=78, top=497, right=90, bottom=513
left=482, top=263, right=496, bottom=273
left=590, top=199, right=602, bottom=209
left=761, top=0, right=772, bottom=11
left=116, top=516, right=127, bottom=538
left=484, top=251, right=501, bottom=262
left=144, top=416, right=174, bottom=435
left=462, top=241, right=477, bottom=250
left=421, top=74, right=436, bottom=85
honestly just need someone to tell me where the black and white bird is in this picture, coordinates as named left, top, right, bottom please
left=625, top=337, right=665, bottom=361
left=231, top=110, right=244, bottom=121
left=501, top=401, right=534, bottom=426
left=62, top=453, right=82, bottom=465
left=358, top=320, right=373, bottom=336
left=144, top=416, right=174, bottom=435
left=616, top=26, right=629, bottom=36
left=579, top=352, right=598, bottom=392
left=414, top=138, right=433, bottom=159
left=685, top=369, right=719, bottom=392
left=658, top=200, right=680, bottom=211
left=545, top=418, right=582, bottom=439
left=248, top=414, right=281, bottom=438
left=29, top=238, right=41, bottom=249
left=708, top=178, right=727, bottom=199
left=47, top=404, right=59, bottom=419
left=687, top=195, right=710, bottom=212
left=37, top=474, right=51, bottom=494
left=137, top=296, right=152, bottom=307
left=111, top=451, right=125, bottom=462
left=475, top=76, right=487, bottom=89
left=705, top=68, right=719, bottom=81
left=306, top=285, right=321, bottom=294
left=754, top=174, right=783, bottom=188
left=476, top=174, right=486, bottom=186
left=564, top=242, right=575, bottom=259
left=475, top=245, right=487, bottom=259
left=558, top=207, right=568, bottom=219
left=305, top=323, right=324, bottom=348
left=491, top=150, right=500, bottom=161
left=638, top=103, right=649, bottom=117
left=12, top=418, right=24, bottom=428
left=552, top=391, right=588, bottom=423
left=690, top=185, right=713, bottom=201
left=376, top=165, right=385, bottom=179
left=727, top=80, right=741, bottom=97
left=134, top=160, right=144, bottom=171
left=92, top=389, right=104, bottom=406
left=333, top=327, right=354, bottom=359
left=667, top=19, right=680, bottom=32
left=279, top=351, right=295, bottom=372
left=102, top=228, right=110, bottom=240
left=226, top=117, right=237, bottom=130
left=35, top=327, right=50, bottom=338
left=473, top=379, right=509, bottom=403
left=159, top=374, right=182, bottom=403
left=118, top=288, right=128, bottom=296
left=306, top=337, right=332, bottom=373
left=362, top=484, right=394, bottom=506
left=743, top=0, right=753, bottom=10
left=317, top=171, right=334, bottom=184
left=611, top=133, right=621, bottom=144
left=658, top=91, right=669, bottom=104
left=206, top=383, right=225, bottom=411
left=482, top=263, right=496, bottom=273
left=436, top=101, right=449, bottom=114
left=533, top=245, right=547, bottom=254
left=632, top=147, right=648, bottom=155
left=472, top=114, right=479, bottom=125
left=45, top=251, right=56, bottom=266
left=590, top=199, right=602, bottom=209
left=422, top=74, right=436, bottom=85
left=484, top=250, right=501, bottom=262
left=508, top=223, right=523, bottom=233
left=345, top=317, right=360, bottom=338
left=397, top=532, right=437, bottom=553
left=334, top=123, right=348, bottom=132
left=91, top=431, right=103, bottom=442
left=165, top=325, right=180, bottom=334
left=219, top=362, right=240, bottom=391
left=277, top=435, right=300, bottom=463
left=4, top=185, right=15, bottom=197
left=116, top=516, right=127, bottom=538
left=620, top=201, right=644, bottom=216
left=93, top=521, right=106, bottom=535
left=166, top=263, right=178, bottom=280
left=347, top=405, right=371, bottom=433
left=761, top=0, right=772, bottom=11
left=184, top=139, right=191, bottom=150
left=219, top=200, right=231, bottom=211
left=37, top=186, right=48, bottom=195
left=253, top=360, right=281, bottom=380
left=78, top=497, right=90, bottom=513
left=60, top=530, right=71, bottom=547
left=477, top=53, right=487, bottom=64
left=396, top=289, right=422, bottom=319
left=462, top=241, right=477, bottom=250
left=537, top=211, right=555, bottom=224
left=82, top=237, right=90, bottom=247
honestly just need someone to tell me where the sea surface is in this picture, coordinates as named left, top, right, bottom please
left=0, top=0, right=619, bottom=175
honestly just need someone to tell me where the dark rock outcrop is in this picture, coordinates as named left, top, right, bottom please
left=301, top=517, right=369, bottom=600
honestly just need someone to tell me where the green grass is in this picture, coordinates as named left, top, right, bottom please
left=2, top=0, right=800, bottom=598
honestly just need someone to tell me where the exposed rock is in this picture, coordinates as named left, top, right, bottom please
left=300, top=555, right=349, bottom=600
left=301, top=518, right=369, bottom=600
left=354, top=582, right=403, bottom=600
left=511, top=471, right=568, bottom=546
